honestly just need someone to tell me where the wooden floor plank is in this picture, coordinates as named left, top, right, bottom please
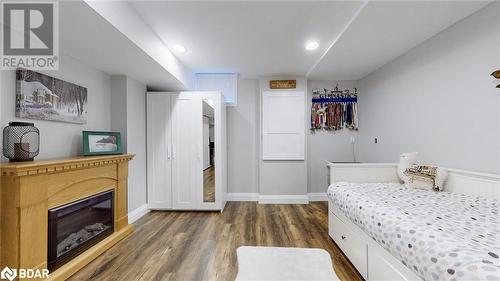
left=203, top=166, right=215, bottom=202
left=69, top=202, right=363, bottom=281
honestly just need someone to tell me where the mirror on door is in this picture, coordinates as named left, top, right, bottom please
left=203, top=99, right=215, bottom=203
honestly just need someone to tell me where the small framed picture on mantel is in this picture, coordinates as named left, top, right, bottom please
left=82, top=131, right=123, bottom=156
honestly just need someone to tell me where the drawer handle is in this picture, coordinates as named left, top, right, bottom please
left=341, top=235, right=346, bottom=240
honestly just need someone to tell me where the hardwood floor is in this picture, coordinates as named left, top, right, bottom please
left=203, top=166, right=215, bottom=202
left=69, top=202, right=363, bottom=281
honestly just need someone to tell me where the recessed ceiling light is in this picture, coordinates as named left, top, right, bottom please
left=172, top=44, right=187, bottom=53
left=305, top=41, right=319, bottom=51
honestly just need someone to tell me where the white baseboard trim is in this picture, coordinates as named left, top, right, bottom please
left=227, top=193, right=259, bottom=201
left=128, top=204, right=150, bottom=224
left=227, top=193, right=323, bottom=204
left=258, top=195, right=309, bottom=204
left=308, top=192, right=328, bottom=201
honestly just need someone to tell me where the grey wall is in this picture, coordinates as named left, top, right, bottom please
left=0, top=54, right=111, bottom=161
left=126, top=77, right=147, bottom=212
left=0, top=62, right=147, bottom=212
left=110, top=75, right=148, bottom=212
left=307, top=80, right=359, bottom=193
left=357, top=3, right=500, bottom=174
left=258, top=77, right=308, bottom=196
left=110, top=75, right=128, bottom=150
left=227, top=79, right=260, bottom=194
left=226, top=78, right=362, bottom=195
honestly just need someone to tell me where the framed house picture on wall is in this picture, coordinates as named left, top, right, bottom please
left=16, top=69, right=88, bottom=124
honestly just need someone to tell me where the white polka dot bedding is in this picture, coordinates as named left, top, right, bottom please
left=327, top=182, right=499, bottom=281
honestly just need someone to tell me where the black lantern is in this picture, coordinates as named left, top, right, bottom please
left=2, top=122, right=40, bottom=162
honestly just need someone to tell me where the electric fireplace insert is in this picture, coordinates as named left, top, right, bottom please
left=47, top=190, right=114, bottom=272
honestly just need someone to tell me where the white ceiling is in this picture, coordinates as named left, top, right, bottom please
left=56, top=1, right=492, bottom=90
left=59, top=1, right=186, bottom=90
left=308, top=1, right=492, bottom=80
left=129, top=1, right=365, bottom=78
left=128, top=0, right=491, bottom=81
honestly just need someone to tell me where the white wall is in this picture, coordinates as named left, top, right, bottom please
left=259, top=77, right=308, bottom=196
left=227, top=79, right=260, bottom=194
left=307, top=80, right=359, bottom=193
left=358, top=3, right=500, bottom=174
left=0, top=54, right=111, bottom=161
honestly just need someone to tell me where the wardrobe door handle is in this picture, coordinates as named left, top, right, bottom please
left=172, top=144, right=176, bottom=159
left=167, top=144, right=171, bottom=159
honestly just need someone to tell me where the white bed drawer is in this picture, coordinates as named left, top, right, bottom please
left=329, top=211, right=368, bottom=279
left=368, top=242, right=421, bottom=281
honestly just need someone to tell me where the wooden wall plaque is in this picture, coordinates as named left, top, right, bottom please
left=269, top=80, right=297, bottom=89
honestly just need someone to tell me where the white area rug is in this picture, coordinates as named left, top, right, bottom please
left=235, top=246, right=339, bottom=281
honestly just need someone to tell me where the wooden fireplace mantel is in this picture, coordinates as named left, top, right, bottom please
left=0, top=154, right=134, bottom=177
left=0, top=154, right=135, bottom=280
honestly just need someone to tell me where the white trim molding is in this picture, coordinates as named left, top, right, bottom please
left=128, top=204, right=150, bottom=224
left=227, top=193, right=259, bottom=202
left=258, top=195, right=309, bottom=204
left=227, top=193, right=327, bottom=204
left=308, top=193, right=328, bottom=201
left=328, top=162, right=400, bottom=184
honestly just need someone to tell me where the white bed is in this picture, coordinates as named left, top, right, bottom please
left=326, top=163, right=500, bottom=281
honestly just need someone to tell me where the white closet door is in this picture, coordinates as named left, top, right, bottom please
left=171, top=93, right=201, bottom=209
left=147, top=93, right=172, bottom=209
left=262, top=91, right=305, bottom=160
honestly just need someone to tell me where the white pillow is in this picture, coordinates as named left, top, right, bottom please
left=397, top=152, right=418, bottom=183
left=435, top=168, right=448, bottom=191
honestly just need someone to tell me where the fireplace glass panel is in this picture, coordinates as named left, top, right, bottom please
left=48, top=190, right=114, bottom=272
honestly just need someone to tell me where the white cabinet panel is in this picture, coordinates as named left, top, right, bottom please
left=264, top=133, right=304, bottom=160
left=171, top=94, right=201, bottom=209
left=147, top=93, right=172, bottom=209
left=265, top=95, right=304, bottom=132
left=262, top=91, right=305, bottom=160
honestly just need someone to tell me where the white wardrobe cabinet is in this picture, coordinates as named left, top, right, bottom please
left=147, top=91, right=227, bottom=211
